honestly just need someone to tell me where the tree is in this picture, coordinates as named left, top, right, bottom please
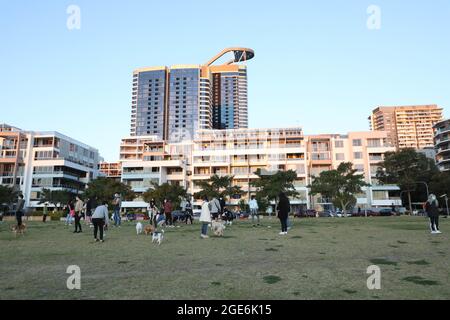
left=142, top=182, right=187, bottom=209
left=193, top=175, right=243, bottom=201
left=309, top=162, right=369, bottom=216
left=0, top=185, right=19, bottom=208
left=84, top=177, right=135, bottom=205
left=252, top=169, right=300, bottom=205
left=39, top=188, right=73, bottom=209
left=429, top=171, right=450, bottom=206
left=376, top=148, right=438, bottom=212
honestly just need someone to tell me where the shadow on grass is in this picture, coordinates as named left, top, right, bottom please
left=343, top=289, right=357, bottom=295
left=370, top=258, right=398, bottom=266
left=406, top=260, right=430, bottom=265
left=263, top=275, right=282, bottom=284
left=402, top=276, right=439, bottom=286
left=265, top=248, right=278, bottom=252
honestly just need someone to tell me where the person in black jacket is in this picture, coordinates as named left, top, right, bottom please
left=276, top=192, right=290, bottom=235
left=425, top=194, right=441, bottom=234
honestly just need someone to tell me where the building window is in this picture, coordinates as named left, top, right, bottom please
left=352, top=139, right=362, bottom=147
left=335, top=140, right=344, bottom=148
left=354, top=152, right=363, bottom=159
left=336, top=153, right=345, bottom=160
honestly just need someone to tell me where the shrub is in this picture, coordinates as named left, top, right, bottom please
left=49, top=211, right=64, bottom=221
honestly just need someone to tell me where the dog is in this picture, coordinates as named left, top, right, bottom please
left=152, top=230, right=165, bottom=245
left=144, top=224, right=155, bottom=236
left=11, top=223, right=27, bottom=236
left=136, top=222, right=143, bottom=235
left=211, top=220, right=225, bottom=237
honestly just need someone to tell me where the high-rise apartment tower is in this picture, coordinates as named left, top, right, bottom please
left=130, top=48, right=254, bottom=141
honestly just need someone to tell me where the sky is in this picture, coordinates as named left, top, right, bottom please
left=1, top=0, right=449, bottom=161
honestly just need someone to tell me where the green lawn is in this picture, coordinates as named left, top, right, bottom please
left=0, top=216, right=449, bottom=300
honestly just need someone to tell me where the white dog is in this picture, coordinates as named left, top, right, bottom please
left=211, top=220, right=225, bottom=237
left=152, top=230, right=165, bottom=245
left=136, top=222, right=143, bottom=235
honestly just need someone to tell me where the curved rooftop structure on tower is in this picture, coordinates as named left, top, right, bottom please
left=205, top=47, right=255, bottom=66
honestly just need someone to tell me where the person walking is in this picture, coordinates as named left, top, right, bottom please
left=91, top=201, right=110, bottom=242
left=74, top=196, right=84, bottom=233
left=200, top=196, right=211, bottom=239
left=249, top=195, right=260, bottom=227
left=163, top=199, right=173, bottom=227
left=65, top=201, right=73, bottom=226
left=112, top=193, right=122, bottom=227
left=15, top=195, right=25, bottom=227
left=210, top=196, right=221, bottom=221
left=425, top=194, right=441, bottom=234
left=276, top=192, right=290, bottom=235
left=43, top=202, right=48, bottom=223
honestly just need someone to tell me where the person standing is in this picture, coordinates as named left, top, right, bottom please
left=425, top=194, right=441, bottom=234
left=266, top=205, right=273, bottom=219
left=15, top=195, right=25, bottom=227
left=74, top=196, right=84, bottom=233
left=147, top=198, right=158, bottom=226
left=91, top=201, right=110, bottom=242
left=276, top=192, right=290, bottom=235
left=249, top=195, right=260, bottom=227
left=200, top=197, right=211, bottom=239
left=185, top=198, right=193, bottom=224
left=113, top=193, right=122, bottom=227
left=209, top=196, right=221, bottom=221
left=85, top=197, right=95, bottom=226
left=163, top=199, right=173, bottom=227
left=219, top=197, right=226, bottom=216
left=43, top=202, right=48, bottom=223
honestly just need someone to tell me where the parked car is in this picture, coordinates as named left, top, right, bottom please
left=294, top=209, right=317, bottom=218
left=379, top=208, right=393, bottom=216
left=192, top=205, right=202, bottom=217
left=318, top=210, right=335, bottom=217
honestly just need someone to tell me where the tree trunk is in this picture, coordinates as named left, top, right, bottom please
left=408, top=191, right=412, bottom=215
left=341, top=200, right=347, bottom=217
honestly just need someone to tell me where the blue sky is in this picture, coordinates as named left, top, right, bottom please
left=1, top=0, right=449, bottom=161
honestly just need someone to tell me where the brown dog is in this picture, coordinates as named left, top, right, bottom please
left=11, top=223, right=27, bottom=236
left=144, top=224, right=155, bottom=235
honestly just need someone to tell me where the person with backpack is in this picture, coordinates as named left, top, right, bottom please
left=112, top=193, right=122, bottom=227
left=209, top=196, right=221, bottom=221
left=185, top=198, right=193, bottom=224
left=425, top=194, right=441, bottom=234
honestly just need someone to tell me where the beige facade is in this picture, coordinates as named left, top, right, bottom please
left=118, top=128, right=400, bottom=210
left=369, top=105, right=443, bottom=150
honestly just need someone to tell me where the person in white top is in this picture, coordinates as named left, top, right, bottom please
left=249, top=195, right=260, bottom=227
left=199, top=197, right=211, bottom=239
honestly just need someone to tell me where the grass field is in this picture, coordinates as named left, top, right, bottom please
left=0, top=216, right=449, bottom=300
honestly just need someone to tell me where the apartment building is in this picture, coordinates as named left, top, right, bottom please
left=99, top=161, right=122, bottom=180
left=117, top=128, right=399, bottom=211
left=0, top=124, right=100, bottom=207
left=306, top=131, right=400, bottom=210
left=369, top=105, right=443, bottom=149
left=434, top=119, right=450, bottom=171
left=130, top=48, right=254, bottom=140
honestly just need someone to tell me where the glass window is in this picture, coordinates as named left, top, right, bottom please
left=352, top=139, right=362, bottom=147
